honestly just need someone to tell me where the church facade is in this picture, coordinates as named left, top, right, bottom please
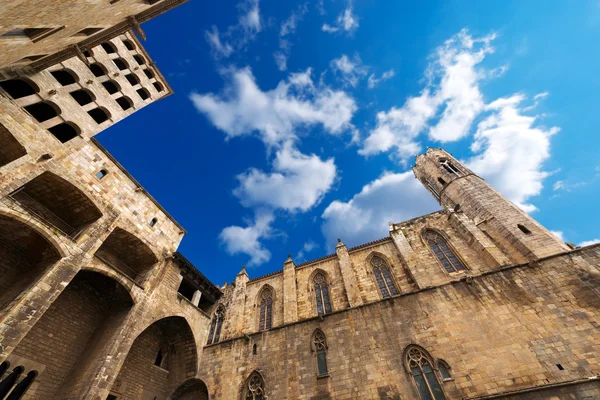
left=1, top=2, right=600, bottom=399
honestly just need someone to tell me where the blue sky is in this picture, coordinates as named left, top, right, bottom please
left=97, top=0, right=600, bottom=285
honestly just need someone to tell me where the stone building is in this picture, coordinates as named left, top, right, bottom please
left=1, top=4, right=600, bottom=400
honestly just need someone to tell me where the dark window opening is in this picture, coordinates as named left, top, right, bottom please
left=107, top=396, right=118, bottom=400
left=438, top=360, right=452, bottom=381
left=153, top=82, right=164, bottom=92
left=125, top=73, right=139, bottom=86
left=143, top=69, right=155, bottom=79
left=74, top=27, right=104, bottom=36
left=557, top=364, right=564, bottom=371
left=197, top=295, right=213, bottom=313
left=83, top=50, right=92, bottom=57
left=88, top=108, right=110, bottom=124
left=133, top=55, right=145, bottom=65
left=102, top=80, right=120, bottom=95
left=0, top=79, right=38, bottom=99
left=69, top=89, right=94, bottom=106
left=518, top=224, right=532, bottom=235
left=149, top=218, right=157, bottom=227
left=437, top=177, right=447, bottom=186
left=90, top=63, right=107, bottom=77
left=123, top=39, right=135, bottom=50
left=24, top=101, right=59, bottom=123
left=0, top=123, right=26, bottom=167
left=48, top=122, right=80, bottom=143
left=101, top=42, right=117, bottom=54
left=440, top=159, right=461, bottom=175
left=96, top=170, right=108, bottom=179
left=154, top=349, right=163, bottom=367
left=253, top=344, right=257, bottom=355
left=51, top=69, right=78, bottom=86
left=116, top=96, right=132, bottom=111
left=136, top=88, right=150, bottom=100
left=177, top=279, right=195, bottom=302
left=113, top=58, right=128, bottom=70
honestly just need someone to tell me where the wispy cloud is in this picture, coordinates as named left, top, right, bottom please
left=295, top=240, right=319, bottom=261
left=330, top=54, right=369, bottom=87
left=367, top=69, right=395, bottom=89
left=322, top=2, right=359, bottom=34
left=274, top=3, right=308, bottom=71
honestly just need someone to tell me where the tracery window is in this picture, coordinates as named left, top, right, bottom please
left=406, top=347, right=445, bottom=400
left=207, top=305, right=225, bottom=345
left=314, top=272, right=332, bottom=315
left=243, top=371, right=265, bottom=400
left=312, top=330, right=329, bottom=377
left=423, top=230, right=466, bottom=274
left=371, top=256, right=398, bottom=299
left=258, top=288, right=273, bottom=331
left=439, top=159, right=461, bottom=175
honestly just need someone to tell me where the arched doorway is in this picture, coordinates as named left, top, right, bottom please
left=169, top=378, right=209, bottom=400
left=110, top=316, right=198, bottom=399
left=8, top=270, right=133, bottom=399
left=0, top=213, right=62, bottom=312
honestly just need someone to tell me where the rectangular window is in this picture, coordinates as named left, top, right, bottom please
left=317, top=351, right=328, bottom=376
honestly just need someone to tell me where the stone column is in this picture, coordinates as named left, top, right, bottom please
left=230, top=266, right=249, bottom=335
left=389, top=226, right=421, bottom=289
left=282, top=255, right=298, bottom=324
left=335, top=239, right=363, bottom=307
left=191, top=289, right=202, bottom=307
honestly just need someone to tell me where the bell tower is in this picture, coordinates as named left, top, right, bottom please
left=413, top=148, right=569, bottom=261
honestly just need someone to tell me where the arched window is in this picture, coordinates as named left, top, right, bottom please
left=83, top=49, right=93, bottom=57
left=137, top=88, right=150, bottom=100
left=143, top=68, right=155, bottom=79
left=25, top=101, right=60, bottom=123
left=51, top=69, right=78, bottom=86
left=113, top=58, right=129, bottom=71
left=243, top=371, right=265, bottom=400
left=439, top=159, right=460, bottom=175
left=102, top=80, right=120, bottom=95
left=405, top=346, right=445, bottom=400
left=423, top=230, right=466, bottom=274
left=6, top=370, right=37, bottom=399
left=125, top=73, right=139, bottom=86
left=371, top=255, right=398, bottom=299
left=0, top=78, right=38, bottom=99
left=133, top=54, right=146, bottom=65
left=437, top=177, right=447, bottom=186
left=437, top=360, right=452, bottom=381
left=87, top=107, right=110, bottom=124
left=313, top=272, right=332, bottom=315
left=153, top=81, right=164, bottom=92
left=207, top=305, right=225, bottom=344
left=312, top=329, right=329, bottom=377
left=101, top=42, right=117, bottom=54
left=258, top=288, right=273, bottom=331
left=69, top=89, right=95, bottom=106
left=89, top=63, right=107, bottom=77
left=116, top=96, right=133, bottom=111
left=48, top=122, right=80, bottom=143
left=0, top=365, right=24, bottom=398
left=252, top=343, right=257, bottom=355
left=96, top=169, right=108, bottom=179
left=123, top=39, right=135, bottom=50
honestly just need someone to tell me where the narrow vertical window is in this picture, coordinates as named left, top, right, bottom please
left=406, top=346, right=445, bottom=400
left=312, top=330, right=329, bottom=377
left=314, top=272, right=332, bottom=315
left=517, top=224, right=532, bottom=235
left=439, top=159, right=461, bottom=175
left=371, top=256, right=398, bottom=299
left=423, top=230, right=466, bottom=274
left=437, top=360, right=452, bottom=381
left=244, top=371, right=265, bottom=400
left=149, top=218, right=157, bottom=227
left=258, top=288, right=273, bottom=331
left=95, top=169, right=108, bottom=179
left=207, top=305, right=225, bottom=344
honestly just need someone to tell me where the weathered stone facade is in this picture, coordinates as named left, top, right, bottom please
left=1, top=4, right=600, bottom=399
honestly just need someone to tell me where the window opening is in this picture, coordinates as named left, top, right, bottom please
left=83, top=49, right=93, bottom=57
left=133, top=55, right=146, bottom=65
left=154, top=349, right=163, bottom=367
left=136, top=88, right=150, bottom=100
left=207, top=306, right=225, bottom=345
left=48, top=122, right=79, bottom=143
left=69, top=89, right=94, bottom=106
left=113, top=58, right=128, bottom=70
left=253, top=344, right=257, bottom=355
left=123, top=39, right=135, bottom=50
left=406, top=347, right=445, bottom=400
left=116, top=96, right=133, bottom=111
left=51, top=69, right=78, bottom=86
left=243, top=372, right=265, bottom=400
left=313, top=330, right=329, bottom=377
left=125, top=73, right=139, bottom=86
left=437, top=177, right=447, bottom=186
left=101, top=42, right=117, bottom=54
left=438, top=360, right=452, bottom=381
left=102, top=80, right=120, bottom=95
left=0, top=79, right=38, bottom=99
left=25, top=101, right=59, bottom=123
left=424, top=230, right=466, bottom=274
left=177, top=278, right=195, bottom=302
left=518, top=224, right=532, bottom=235
left=74, top=27, right=104, bottom=36
left=314, top=272, right=332, bottom=315
left=96, top=169, right=108, bottom=179
left=556, top=364, right=564, bottom=371
left=440, top=159, right=460, bottom=175
left=258, top=288, right=273, bottom=331
left=90, top=63, right=107, bottom=77
left=143, top=69, right=155, bottom=79
left=88, top=107, right=110, bottom=124
left=153, top=82, right=164, bottom=92
left=371, top=256, right=398, bottom=299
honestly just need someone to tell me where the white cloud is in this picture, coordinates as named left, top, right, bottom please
left=295, top=240, right=319, bottom=261
left=550, top=231, right=565, bottom=241
left=219, top=211, right=274, bottom=266
left=205, top=26, right=233, bottom=58
left=360, top=29, right=495, bottom=159
left=330, top=54, right=369, bottom=87
left=234, top=142, right=337, bottom=213
left=239, top=0, right=261, bottom=33
left=274, top=4, right=308, bottom=71
left=321, top=171, right=439, bottom=250
left=190, top=67, right=357, bottom=148
left=273, top=52, right=287, bottom=71
left=367, top=69, right=396, bottom=89
left=580, top=239, right=600, bottom=247
left=322, top=2, right=359, bottom=34
left=467, top=94, right=559, bottom=213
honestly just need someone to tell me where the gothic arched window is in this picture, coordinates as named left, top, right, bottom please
left=312, top=330, right=329, bottom=377
left=437, top=360, right=452, bottom=381
left=243, top=371, right=265, bottom=400
left=439, top=158, right=461, bottom=175
left=207, top=305, right=225, bottom=345
left=423, top=230, right=466, bottom=274
left=314, top=272, right=332, bottom=315
left=258, top=288, right=273, bottom=331
left=371, top=256, right=399, bottom=299
left=405, top=346, right=445, bottom=400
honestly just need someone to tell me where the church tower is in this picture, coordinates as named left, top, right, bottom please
left=413, top=148, right=569, bottom=262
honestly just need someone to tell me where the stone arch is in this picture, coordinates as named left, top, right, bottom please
left=110, top=316, right=198, bottom=399
left=255, top=283, right=276, bottom=306
left=10, top=171, right=103, bottom=239
left=239, top=370, right=266, bottom=400
left=0, top=78, right=39, bottom=99
left=403, top=344, right=446, bottom=400
left=94, top=226, right=159, bottom=284
left=307, top=268, right=331, bottom=291
left=420, top=228, right=468, bottom=274
left=80, top=264, right=137, bottom=304
left=11, top=270, right=134, bottom=399
left=256, top=284, right=275, bottom=331
left=366, top=251, right=401, bottom=298
left=168, top=378, right=209, bottom=400
left=0, top=211, right=63, bottom=312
